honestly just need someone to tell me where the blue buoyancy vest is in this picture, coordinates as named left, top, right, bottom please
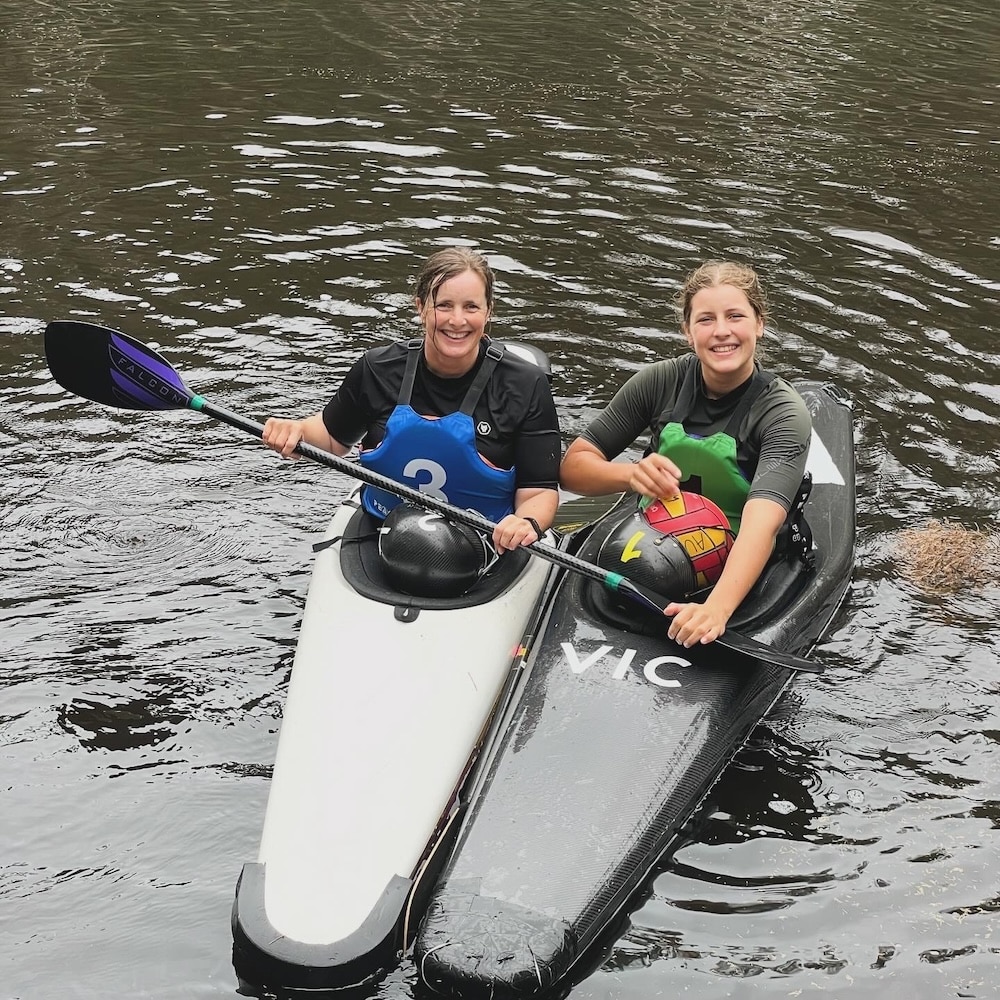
left=359, top=341, right=517, bottom=521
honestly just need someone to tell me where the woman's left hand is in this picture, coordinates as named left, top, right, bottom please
left=492, top=514, right=542, bottom=554
left=663, top=600, right=729, bottom=647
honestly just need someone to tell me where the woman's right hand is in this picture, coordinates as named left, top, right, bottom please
left=262, top=417, right=306, bottom=459
left=627, top=452, right=682, bottom=502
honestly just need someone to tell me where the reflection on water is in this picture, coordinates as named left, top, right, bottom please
left=2, top=0, right=1000, bottom=997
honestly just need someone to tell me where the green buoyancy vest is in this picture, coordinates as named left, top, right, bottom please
left=651, top=358, right=775, bottom=536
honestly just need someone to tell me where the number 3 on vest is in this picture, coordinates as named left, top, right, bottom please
left=402, top=458, right=449, bottom=501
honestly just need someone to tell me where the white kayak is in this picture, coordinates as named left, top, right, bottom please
left=231, top=491, right=562, bottom=992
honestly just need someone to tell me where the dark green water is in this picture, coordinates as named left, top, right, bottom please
left=3, top=2, right=999, bottom=997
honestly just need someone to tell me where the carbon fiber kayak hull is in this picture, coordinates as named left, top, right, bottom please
left=415, top=382, right=855, bottom=998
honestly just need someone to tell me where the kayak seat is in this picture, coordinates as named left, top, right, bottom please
left=337, top=506, right=532, bottom=610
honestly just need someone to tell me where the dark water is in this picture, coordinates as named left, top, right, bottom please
left=3, top=1, right=999, bottom=997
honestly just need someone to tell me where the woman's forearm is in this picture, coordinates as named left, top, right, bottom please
left=262, top=411, right=350, bottom=459
left=513, top=487, right=559, bottom=530
left=560, top=438, right=633, bottom=496
left=704, top=498, right=786, bottom=619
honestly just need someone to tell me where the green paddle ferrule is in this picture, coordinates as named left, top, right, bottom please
left=189, top=395, right=206, bottom=411
left=603, top=571, right=624, bottom=590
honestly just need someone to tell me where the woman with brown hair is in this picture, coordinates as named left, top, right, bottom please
left=263, top=247, right=560, bottom=555
left=560, top=260, right=811, bottom=646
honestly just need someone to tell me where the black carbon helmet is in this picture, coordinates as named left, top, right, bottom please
left=378, top=505, right=496, bottom=598
left=596, top=509, right=696, bottom=602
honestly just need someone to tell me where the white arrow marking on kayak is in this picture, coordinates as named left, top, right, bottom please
left=805, top=429, right=844, bottom=486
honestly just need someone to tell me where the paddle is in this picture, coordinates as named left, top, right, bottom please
left=43, top=320, right=822, bottom=674
left=551, top=493, right=625, bottom=535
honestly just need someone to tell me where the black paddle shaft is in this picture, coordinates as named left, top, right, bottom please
left=209, top=401, right=822, bottom=673
left=43, top=319, right=822, bottom=674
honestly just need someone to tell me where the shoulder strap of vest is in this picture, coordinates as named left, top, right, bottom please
left=667, top=354, right=701, bottom=424
left=664, top=358, right=779, bottom=446
left=459, top=342, right=504, bottom=416
left=397, top=339, right=424, bottom=405
left=721, top=365, right=777, bottom=439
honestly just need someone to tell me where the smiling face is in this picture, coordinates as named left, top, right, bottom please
left=417, top=268, right=492, bottom=377
left=683, top=283, right=764, bottom=396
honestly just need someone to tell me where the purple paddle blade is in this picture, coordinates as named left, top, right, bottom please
left=44, top=320, right=194, bottom=412
left=108, top=332, right=192, bottom=409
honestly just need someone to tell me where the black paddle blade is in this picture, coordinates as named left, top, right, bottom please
left=552, top=493, right=626, bottom=536
left=44, top=321, right=195, bottom=411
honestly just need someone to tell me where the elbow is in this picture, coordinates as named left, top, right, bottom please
left=558, top=458, right=580, bottom=493
left=559, top=441, right=599, bottom=494
left=559, top=462, right=591, bottom=496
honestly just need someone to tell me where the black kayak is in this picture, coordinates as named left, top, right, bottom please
left=414, top=381, right=855, bottom=999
